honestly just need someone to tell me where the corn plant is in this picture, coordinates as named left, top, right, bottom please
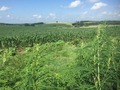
left=92, top=24, right=120, bottom=90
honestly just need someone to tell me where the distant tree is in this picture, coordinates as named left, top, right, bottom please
left=24, top=23, right=35, bottom=26
left=34, top=22, right=44, bottom=25
left=24, top=23, right=30, bottom=26
left=31, top=24, right=35, bottom=26
left=79, top=21, right=84, bottom=26
left=72, top=21, right=84, bottom=27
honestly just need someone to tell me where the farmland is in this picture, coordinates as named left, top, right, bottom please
left=0, top=23, right=120, bottom=90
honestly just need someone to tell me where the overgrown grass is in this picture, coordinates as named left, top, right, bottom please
left=0, top=24, right=120, bottom=90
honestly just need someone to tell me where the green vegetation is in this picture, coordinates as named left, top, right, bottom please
left=72, top=21, right=120, bottom=27
left=0, top=24, right=96, bottom=47
left=0, top=23, right=120, bottom=90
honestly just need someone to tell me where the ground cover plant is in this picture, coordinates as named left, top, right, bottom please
left=0, top=23, right=120, bottom=90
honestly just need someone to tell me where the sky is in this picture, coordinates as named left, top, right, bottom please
left=0, top=0, right=120, bottom=23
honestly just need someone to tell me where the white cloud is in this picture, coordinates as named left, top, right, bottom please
left=49, top=13, right=56, bottom=17
left=69, top=0, right=81, bottom=8
left=89, top=0, right=99, bottom=3
left=7, top=15, right=10, bottom=18
left=0, top=6, right=9, bottom=11
left=33, top=14, right=42, bottom=19
left=46, top=13, right=56, bottom=19
left=33, top=15, right=38, bottom=17
left=101, top=11, right=107, bottom=14
left=83, top=11, right=88, bottom=15
left=101, top=10, right=120, bottom=18
left=91, top=2, right=107, bottom=10
left=115, top=13, right=120, bottom=17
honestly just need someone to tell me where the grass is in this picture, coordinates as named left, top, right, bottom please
left=0, top=23, right=120, bottom=90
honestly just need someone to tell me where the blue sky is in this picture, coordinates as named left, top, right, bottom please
left=0, top=0, right=120, bottom=23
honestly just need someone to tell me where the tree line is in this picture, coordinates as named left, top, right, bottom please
left=72, top=20, right=120, bottom=27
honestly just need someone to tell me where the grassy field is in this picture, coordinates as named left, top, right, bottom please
left=0, top=23, right=120, bottom=90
